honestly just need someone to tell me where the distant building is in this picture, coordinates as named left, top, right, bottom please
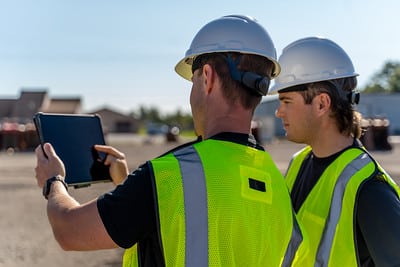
left=0, top=89, right=140, bottom=134
left=357, top=93, right=400, bottom=135
left=0, top=89, right=141, bottom=150
left=44, top=97, right=82, bottom=114
left=89, top=107, right=139, bottom=133
left=0, top=89, right=82, bottom=151
left=253, top=95, right=282, bottom=142
left=0, top=89, right=81, bottom=123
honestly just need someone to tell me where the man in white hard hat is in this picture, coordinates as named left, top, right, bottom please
left=35, top=15, right=307, bottom=266
left=271, top=36, right=400, bottom=266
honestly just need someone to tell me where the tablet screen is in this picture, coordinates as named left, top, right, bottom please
left=34, top=112, right=112, bottom=187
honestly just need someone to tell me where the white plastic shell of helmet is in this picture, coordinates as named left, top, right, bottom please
left=269, top=36, right=358, bottom=93
left=175, top=15, right=280, bottom=81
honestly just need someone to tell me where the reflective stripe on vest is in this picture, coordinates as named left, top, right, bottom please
left=282, top=213, right=305, bottom=266
left=315, top=152, right=371, bottom=266
left=173, top=146, right=208, bottom=267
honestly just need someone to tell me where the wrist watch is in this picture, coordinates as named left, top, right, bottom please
left=42, top=175, right=68, bottom=200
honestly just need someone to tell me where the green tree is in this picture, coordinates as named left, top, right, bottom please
left=388, top=66, right=400, bottom=92
left=363, top=61, right=400, bottom=93
left=137, top=105, right=162, bottom=122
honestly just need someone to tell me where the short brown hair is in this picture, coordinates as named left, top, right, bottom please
left=192, top=52, right=274, bottom=111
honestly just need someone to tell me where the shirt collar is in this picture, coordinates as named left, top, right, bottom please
left=208, top=132, right=265, bottom=151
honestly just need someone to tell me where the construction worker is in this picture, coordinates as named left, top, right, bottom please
left=35, top=15, right=307, bottom=266
left=270, top=36, right=400, bottom=266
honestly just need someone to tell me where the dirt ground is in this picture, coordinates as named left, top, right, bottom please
left=1, top=134, right=399, bottom=267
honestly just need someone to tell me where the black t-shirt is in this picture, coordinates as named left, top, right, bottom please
left=97, top=132, right=263, bottom=263
left=290, top=141, right=400, bottom=266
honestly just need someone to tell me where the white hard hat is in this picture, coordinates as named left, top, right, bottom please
left=175, top=15, right=280, bottom=81
left=269, top=37, right=358, bottom=93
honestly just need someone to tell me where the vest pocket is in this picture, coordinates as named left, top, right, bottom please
left=240, top=165, right=272, bottom=204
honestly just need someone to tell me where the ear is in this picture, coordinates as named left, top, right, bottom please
left=202, top=64, right=216, bottom=94
left=315, top=93, right=331, bottom=114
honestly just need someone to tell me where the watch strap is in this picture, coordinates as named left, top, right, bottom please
left=43, top=175, right=68, bottom=200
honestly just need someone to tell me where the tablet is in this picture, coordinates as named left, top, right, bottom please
left=34, top=112, right=112, bottom=188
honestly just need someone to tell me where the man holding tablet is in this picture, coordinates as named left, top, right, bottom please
left=34, top=15, right=308, bottom=266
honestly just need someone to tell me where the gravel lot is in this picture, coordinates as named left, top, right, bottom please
left=0, top=134, right=399, bottom=267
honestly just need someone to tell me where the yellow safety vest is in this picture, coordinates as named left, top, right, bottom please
left=123, top=139, right=307, bottom=266
left=285, top=146, right=400, bottom=266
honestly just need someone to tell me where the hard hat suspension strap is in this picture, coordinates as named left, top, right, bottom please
left=224, top=54, right=270, bottom=96
left=326, top=80, right=360, bottom=105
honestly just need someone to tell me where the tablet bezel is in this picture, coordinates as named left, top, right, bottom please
left=34, top=112, right=112, bottom=187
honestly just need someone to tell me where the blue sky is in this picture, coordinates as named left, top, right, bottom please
left=0, top=0, right=399, bottom=114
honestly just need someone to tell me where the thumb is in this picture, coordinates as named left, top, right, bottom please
left=43, top=143, right=58, bottom=158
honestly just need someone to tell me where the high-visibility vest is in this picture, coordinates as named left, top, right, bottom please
left=123, top=139, right=307, bottom=266
left=285, top=146, right=400, bottom=266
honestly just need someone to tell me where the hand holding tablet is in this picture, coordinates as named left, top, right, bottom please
left=34, top=112, right=112, bottom=188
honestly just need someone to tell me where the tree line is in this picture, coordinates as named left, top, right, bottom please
left=363, top=60, right=400, bottom=93
left=130, top=106, right=194, bottom=133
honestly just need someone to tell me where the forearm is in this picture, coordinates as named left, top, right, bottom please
left=46, top=181, right=80, bottom=249
left=35, top=143, right=117, bottom=251
left=45, top=181, right=117, bottom=251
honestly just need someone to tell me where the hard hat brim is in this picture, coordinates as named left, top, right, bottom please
left=175, top=52, right=281, bottom=82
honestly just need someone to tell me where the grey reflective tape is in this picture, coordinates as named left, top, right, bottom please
left=281, top=213, right=304, bottom=267
left=284, top=157, right=295, bottom=177
left=174, top=146, right=208, bottom=267
left=315, top=153, right=372, bottom=267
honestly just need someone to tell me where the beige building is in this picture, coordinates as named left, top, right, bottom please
left=89, top=107, right=139, bottom=133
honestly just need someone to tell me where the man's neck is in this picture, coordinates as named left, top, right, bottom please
left=310, top=133, right=354, bottom=158
left=203, top=113, right=252, bottom=139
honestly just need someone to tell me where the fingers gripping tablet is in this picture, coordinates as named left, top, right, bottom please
left=33, top=112, right=112, bottom=188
